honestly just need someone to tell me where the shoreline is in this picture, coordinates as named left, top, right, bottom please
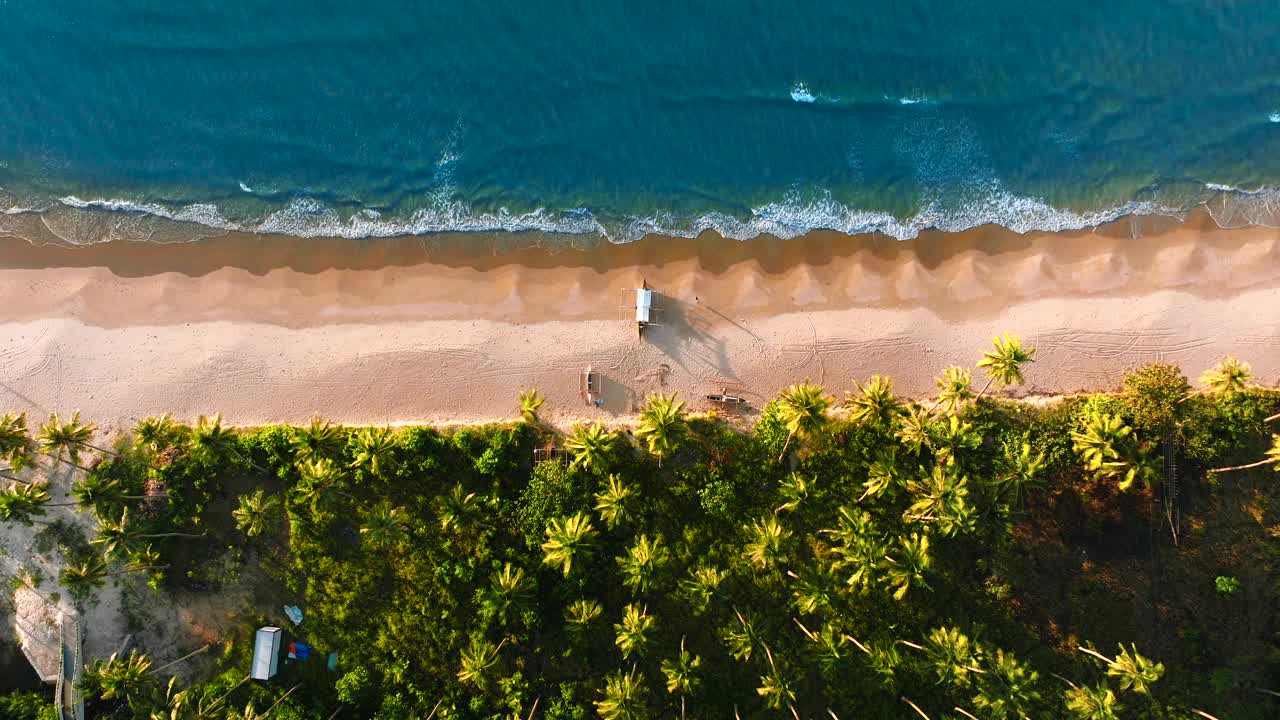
left=1, top=209, right=1279, bottom=430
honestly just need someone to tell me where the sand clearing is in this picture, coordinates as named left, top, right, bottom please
left=0, top=210, right=1278, bottom=432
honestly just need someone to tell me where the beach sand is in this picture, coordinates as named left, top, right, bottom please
left=0, top=209, right=1278, bottom=431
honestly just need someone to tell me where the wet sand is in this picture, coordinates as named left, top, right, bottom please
left=0, top=209, right=1278, bottom=429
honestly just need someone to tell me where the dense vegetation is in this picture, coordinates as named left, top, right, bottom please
left=2, top=337, right=1279, bottom=719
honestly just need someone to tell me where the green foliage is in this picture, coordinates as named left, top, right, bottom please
left=1121, top=363, right=1190, bottom=435
left=513, top=460, right=590, bottom=547
left=1214, top=575, right=1241, bottom=595
left=0, top=691, right=56, bottom=720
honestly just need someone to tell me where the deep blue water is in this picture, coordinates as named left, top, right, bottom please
left=2, top=0, right=1280, bottom=245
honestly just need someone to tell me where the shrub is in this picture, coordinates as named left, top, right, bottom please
left=1214, top=575, right=1241, bottom=595
left=1122, top=363, right=1190, bottom=435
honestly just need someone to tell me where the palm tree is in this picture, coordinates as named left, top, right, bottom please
left=722, top=609, right=759, bottom=661
left=1072, top=413, right=1132, bottom=476
left=80, top=650, right=156, bottom=702
left=292, top=459, right=349, bottom=515
left=541, top=513, right=597, bottom=576
left=348, top=426, right=397, bottom=477
left=72, top=475, right=148, bottom=516
left=774, top=382, right=832, bottom=461
left=38, top=411, right=98, bottom=469
left=594, top=474, right=636, bottom=529
left=437, top=483, right=485, bottom=534
left=932, top=366, right=974, bottom=415
left=994, top=443, right=1046, bottom=509
left=924, top=626, right=980, bottom=688
left=660, top=637, right=701, bottom=720
left=1209, top=434, right=1280, bottom=474
left=635, top=393, right=686, bottom=466
left=860, top=451, right=904, bottom=502
left=133, top=415, right=180, bottom=455
left=565, top=598, right=603, bottom=628
left=793, top=619, right=850, bottom=672
left=677, top=565, right=725, bottom=616
left=1198, top=356, right=1252, bottom=396
left=971, top=649, right=1042, bottom=720
left=894, top=404, right=933, bottom=455
left=756, top=645, right=799, bottom=720
left=60, top=556, right=164, bottom=600
left=904, top=465, right=974, bottom=537
left=975, top=333, right=1036, bottom=399
left=614, top=604, right=654, bottom=659
left=92, top=507, right=204, bottom=559
left=595, top=668, right=647, bottom=720
left=457, top=636, right=506, bottom=690
left=885, top=533, right=932, bottom=600
left=233, top=489, right=280, bottom=538
left=1065, top=684, right=1122, bottom=720
left=743, top=515, right=790, bottom=571
left=1078, top=644, right=1164, bottom=696
left=519, top=388, right=545, bottom=424
left=190, top=414, right=264, bottom=472
left=932, top=415, right=981, bottom=463
left=617, top=534, right=669, bottom=593
left=359, top=502, right=408, bottom=551
left=774, top=473, right=812, bottom=514
left=0, top=412, right=36, bottom=474
left=481, top=562, right=531, bottom=626
left=0, top=482, right=73, bottom=524
left=846, top=375, right=900, bottom=428
left=566, top=422, right=618, bottom=472
left=292, top=416, right=345, bottom=464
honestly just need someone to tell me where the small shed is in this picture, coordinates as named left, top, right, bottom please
left=252, top=627, right=282, bottom=680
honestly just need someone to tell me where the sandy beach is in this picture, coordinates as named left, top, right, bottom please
left=0, top=209, right=1278, bottom=430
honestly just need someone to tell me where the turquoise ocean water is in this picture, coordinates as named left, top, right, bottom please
left=2, top=0, right=1280, bottom=245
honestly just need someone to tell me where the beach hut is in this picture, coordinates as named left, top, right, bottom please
left=251, top=627, right=282, bottom=681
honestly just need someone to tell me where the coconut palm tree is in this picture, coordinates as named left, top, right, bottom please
left=481, top=562, right=531, bottom=626
left=774, top=473, right=812, bottom=514
left=894, top=404, right=933, bottom=455
left=1065, top=683, right=1122, bottom=720
left=993, top=443, right=1046, bottom=509
left=133, top=415, right=180, bottom=455
left=885, top=533, right=932, bottom=600
left=541, top=513, right=597, bottom=576
left=677, top=565, right=725, bottom=615
left=860, top=451, right=904, bottom=502
left=0, top=412, right=36, bottom=474
left=614, top=604, right=654, bottom=659
left=1209, top=434, right=1280, bottom=474
left=80, top=650, right=156, bottom=702
left=565, top=598, right=603, bottom=628
left=566, top=422, right=618, bottom=472
left=904, top=465, right=974, bottom=537
left=38, top=411, right=97, bottom=470
left=519, top=388, right=545, bottom=425
left=635, top=393, right=686, bottom=466
left=743, top=515, right=790, bottom=571
left=793, top=619, right=850, bottom=672
left=617, top=533, right=669, bottom=593
left=190, top=414, right=264, bottom=472
left=756, top=645, right=799, bottom=719
left=437, top=483, right=485, bottom=534
left=594, top=474, right=636, bottom=530
left=924, top=626, right=980, bottom=688
left=292, top=459, right=350, bottom=515
left=292, top=416, right=345, bottom=464
left=932, top=415, right=981, bottom=463
left=846, top=375, right=900, bottom=428
left=60, top=555, right=165, bottom=600
left=661, top=637, right=701, bottom=720
left=1078, top=644, right=1164, bottom=696
left=1072, top=413, right=1132, bottom=475
left=232, top=489, right=280, bottom=538
left=971, top=649, right=1042, bottom=720
left=1198, top=356, right=1252, bottom=396
left=933, top=366, right=974, bottom=415
left=822, top=507, right=887, bottom=591
left=72, top=475, right=148, bottom=516
left=348, top=426, right=397, bottom=478
left=92, top=507, right=204, bottom=560
left=595, top=668, right=647, bottom=720
left=721, top=609, right=759, bottom=662
left=975, top=333, right=1036, bottom=399
left=457, top=636, right=506, bottom=690
left=359, top=502, right=408, bottom=551
left=774, top=382, right=832, bottom=461
left=0, top=482, right=72, bottom=524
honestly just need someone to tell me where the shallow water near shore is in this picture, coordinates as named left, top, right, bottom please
left=3, top=1, right=1280, bottom=245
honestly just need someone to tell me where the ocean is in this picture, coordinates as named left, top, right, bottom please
left=2, top=0, right=1280, bottom=246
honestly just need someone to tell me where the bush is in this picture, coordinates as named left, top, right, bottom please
left=1122, top=363, right=1190, bottom=435
left=1215, top=575, right=1241, bottom=595
left=510, top=461, right=590, bottom=547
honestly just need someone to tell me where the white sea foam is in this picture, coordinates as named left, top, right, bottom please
left=790, top=83, right=816, bottom=103
left=1270, top=111, right=1280, bottom=123
left=898, top=96, right=927, bottom=105
left=239, top=181, right=253, bottom=193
